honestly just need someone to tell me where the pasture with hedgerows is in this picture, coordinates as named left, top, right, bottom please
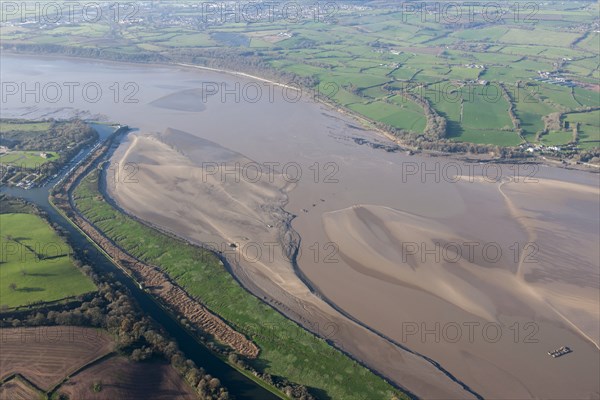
left=0, top=212, right=96, bottom=310
left=2, top=1, right=598, bottom=154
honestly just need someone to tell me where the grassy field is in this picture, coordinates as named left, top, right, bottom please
left=462, top=90, right=513, bottom=131
left=73, top=170, right=404, bottom=400
left=349, top=99, right=427, bottom=132
left=0, top=151, right=59, bottom=169
left=1, top=121, right=57, bottom=168
left=565, top=110, right=600, bottom=147
left=512, top=93, right=557, bottom=141
left=4, top=2, right=599, bottom=149
left=0, top=118, right=97, bottom=187
left=0, top=121, right=51, bottom=132
left=0, top=213, right=96, bottom=309
left=540, top=130, right=574, bottom=146
left=499, top=29, right=580, bottom=47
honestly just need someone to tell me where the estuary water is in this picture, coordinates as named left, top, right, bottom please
left=2, top=54, right=598, bottom=399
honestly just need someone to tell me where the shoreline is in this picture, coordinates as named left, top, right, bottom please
left=4, top=52, right=599, bottom=399
left=105, top=129, right=480, bottom=399
left=97, top=160, right=424, bottom=399
left=2, top=51, right=598, bottom=174
left=50, top=129, right=261, bottom=358
left=71, top=131, right=418, bottom=400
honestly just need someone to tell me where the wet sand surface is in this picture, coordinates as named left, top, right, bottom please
left=2, top=55, right=599, bottom=399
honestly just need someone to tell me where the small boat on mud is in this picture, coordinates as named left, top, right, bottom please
left=548, top=346, right=572, bottom=358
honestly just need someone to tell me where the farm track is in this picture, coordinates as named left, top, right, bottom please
left=46, top=352, right=117, bottom=397
left=0, top=374, right=44, bottom=400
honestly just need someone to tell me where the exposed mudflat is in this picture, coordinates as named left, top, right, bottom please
left=108, top=128, right=474, bottom=399
left=3, top=54, right=599, bottom=400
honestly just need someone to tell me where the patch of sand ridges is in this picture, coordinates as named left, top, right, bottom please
left=322, top=204, right=597, bottom=338
left=113, top=130, right=330, bottom=298
left=115, top=135, right=281, bottom=236
left=108, top=129, right=479, bottom=399
left=498, top=177, right=600, bottom=349
left=322, top=198, right=600, bottom=398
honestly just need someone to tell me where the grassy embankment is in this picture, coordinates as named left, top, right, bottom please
left=73, top=169, right=405, bottom=400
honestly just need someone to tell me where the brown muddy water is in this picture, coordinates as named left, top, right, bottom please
left=2, top=54, right=598, bottom=400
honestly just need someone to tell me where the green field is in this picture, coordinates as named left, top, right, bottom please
left=462, top=90, right=513, bottom=131
left=156, top=32, right=216, bottom=47
left=499, top=29, right=580, bottom=47
left=565, top=110, right=600, bottom=147
left=349, top=99, right=427, bottom=132
left=540, top=130, right=574, bottom=146
left=0, top=151, right=59, bottom=169
left=0, top=121, right=51, bottom=132
left=72, top=170, right=405, bottom=400
left=0, top=213, right=96, bottom=309
left=3, top=1, right=599, bottom=151
left=512, top=88, right=557, bottom=141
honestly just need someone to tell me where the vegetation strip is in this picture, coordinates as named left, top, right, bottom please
left=49, top=129, right=260, bottom=359
left=59, top=136, right=404, bottom=398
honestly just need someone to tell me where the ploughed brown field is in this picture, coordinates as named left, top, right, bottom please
left=0, top=326, right=113, bottom=390
left=0, top=326, right=196, bottom=399
left=55, top=357, right=197, bottom=400
left=0, top=375, right=43, bottom=400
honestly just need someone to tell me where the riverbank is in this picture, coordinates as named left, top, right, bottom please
left=107, top=128, right=479, bottom=399
left=49, top=128, right=260, bottom=356
left=4, top=51, right=598, bottom=174
left=1, top=148, right=283, bottom=400
left=7, top=50, right=600, bottom=173
left=4, top=54, right=598, bottom=399
left=71, top=141, right=407, bottom=399
left=1, top=53, right=466, bottom=399
left=38, top=119, right=406, bottom=399
left=41, top=126, right=286, bottom=400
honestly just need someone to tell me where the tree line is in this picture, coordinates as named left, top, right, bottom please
left=0, top=197, right=230, bottom=400
left=1, top=195, right=318, bottom=399
left=1, top=265, right=231, bottom=400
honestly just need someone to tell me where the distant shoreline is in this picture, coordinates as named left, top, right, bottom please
left=2, top=51, right=598, bottom=175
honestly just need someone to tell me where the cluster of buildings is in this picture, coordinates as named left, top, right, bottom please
left=465, top=79, right=489, bottom=85
left=0, top=153, right=54, bottom=189
left=0, top=165, right=48, bottom=189
left=536, top=71, right=577, bottom=87
left=524, top=144, right=562, bottom=153
left=520, top=143, right=580, bottom=154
